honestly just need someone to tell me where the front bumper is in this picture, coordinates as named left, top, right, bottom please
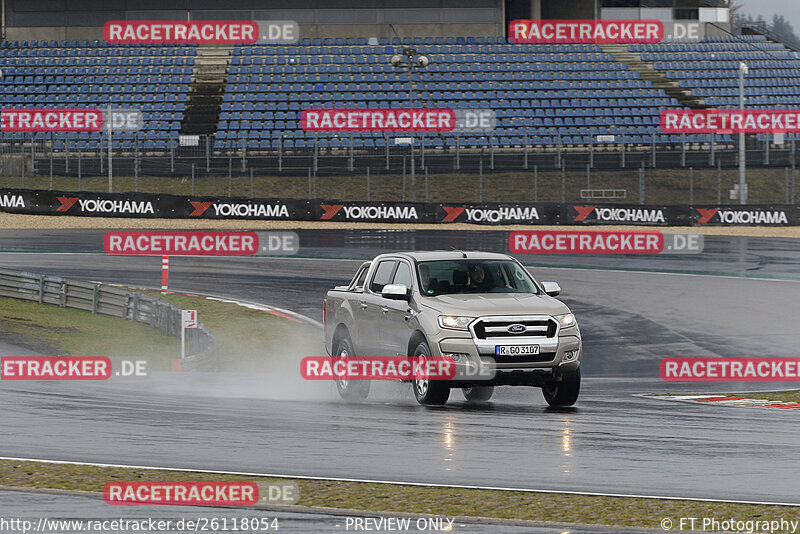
left=436, top=334, right=581, bottom=387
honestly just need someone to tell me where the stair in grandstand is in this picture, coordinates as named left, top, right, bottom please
left=180, top=46, right=232, bottom=135
left=601, top=43, right=708, bottom=110
left=742, top=22, right=800, bottom=52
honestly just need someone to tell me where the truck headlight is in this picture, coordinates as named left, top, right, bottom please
left=438, top=315, right=475, bottom=330
left=555, top=313, right=576, bottom=328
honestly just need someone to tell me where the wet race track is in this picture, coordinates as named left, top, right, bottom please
left=1, top=229, right=799, bottom=530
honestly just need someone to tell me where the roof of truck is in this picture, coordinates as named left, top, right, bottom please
left=377, top=251, right=514, bottom=262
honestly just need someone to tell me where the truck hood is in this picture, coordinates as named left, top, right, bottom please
left=419, top=293, right=570, bottom=317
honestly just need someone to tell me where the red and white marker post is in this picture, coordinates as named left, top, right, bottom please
left=161, top=256, right=169, bottom=294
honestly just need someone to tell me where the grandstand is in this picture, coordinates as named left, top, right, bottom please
left=0, top=40, right=194, bottom=151
left=4, top=34, right=800, bottom=154
left=1, top=0, right=799, bottom=203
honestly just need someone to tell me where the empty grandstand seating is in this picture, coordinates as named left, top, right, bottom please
left=217, top=38, right=681, bottom=150
left=0, top=40, right=195, bottom=150
left=631, top=34, right=800, bottom=144
left=2, top=34, right=800, bottom=153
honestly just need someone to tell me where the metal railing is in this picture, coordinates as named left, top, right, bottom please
left=0, top=268, right=217, bottom=370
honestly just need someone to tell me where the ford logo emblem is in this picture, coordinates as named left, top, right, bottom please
left=507, top=324, right=526, bottom=334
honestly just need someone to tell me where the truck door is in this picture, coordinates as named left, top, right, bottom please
left=379, top=260, right=416, bottom=356
left=356, top=259, right=397, bottom=355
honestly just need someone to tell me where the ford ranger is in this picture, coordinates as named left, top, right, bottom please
left=323, top=251, right=582, bottom=406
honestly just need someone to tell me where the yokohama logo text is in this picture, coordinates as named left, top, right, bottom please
left=320, top=204, right=419, bottom=221
left=696, top=208, right=789, bottom=225
left=0, top=194, right=24, bottom=208
left=465, top=207, right=540, bottom=223
left=572, top=206, right=666, bottom=224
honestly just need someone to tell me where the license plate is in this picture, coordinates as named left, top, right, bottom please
left=495, top=345, right=540, bottom=356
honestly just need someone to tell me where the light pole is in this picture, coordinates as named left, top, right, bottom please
left=108, top=104, right=113, bottom=193
left=391, top=48, right=429, bottom=202
left=738, top=61, right=748, bottom=204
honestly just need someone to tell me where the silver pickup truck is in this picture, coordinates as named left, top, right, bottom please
left=323, top=251, right=582, bottom=406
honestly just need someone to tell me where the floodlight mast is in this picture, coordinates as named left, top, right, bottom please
left=390, top=47, right=429, bottom=202
left=738, top=61, right=748, bottom=204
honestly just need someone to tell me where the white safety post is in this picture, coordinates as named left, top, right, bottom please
left=181, top=309, right=198, bottom=360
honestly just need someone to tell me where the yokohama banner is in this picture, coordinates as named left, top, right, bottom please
left=437, top=203, right=560, bottom=224
left=0, top=189, right=798, bottom=226
left=691, top=206, right=793, bottom=226
left=315, top=202, right=432, bottom=223
left=566, top=204, right=684, bottom=225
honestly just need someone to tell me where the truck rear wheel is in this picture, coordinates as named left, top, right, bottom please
left=542, top=368, right=580, bottom=407
left=463, top=386, right=494, bottom=403
left=411, top=341, right=450, bottom=406
left=334, top=337, right=370, bottom=402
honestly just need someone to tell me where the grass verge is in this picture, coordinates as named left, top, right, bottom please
left=0, top=296, right=177, bottom=368
left=136, top=290, right=322, bottom=371
left=0, top=288, right=319, bottom=372
left=2, top=165, right=797, bottom=205
left=0, top=459, right=797, bottom=530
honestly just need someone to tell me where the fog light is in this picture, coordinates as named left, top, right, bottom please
left=563, top=350, right=579, bottom=362
left=443, top=353, right=466, bottom=362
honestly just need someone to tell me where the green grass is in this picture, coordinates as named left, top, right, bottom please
left=2, top=165, right=796, bottom=205
left=0, top=289, right=320, bottom=372
left=0, top=296, right=178, bottom=369
left=0, top=459, right=797, bottom=531
left=137, top=289, right=322, bottom=371
left=743, top=391, right=800, bottom=403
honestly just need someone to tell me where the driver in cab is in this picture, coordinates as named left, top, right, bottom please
left=467, top=264, right=491, bottom=291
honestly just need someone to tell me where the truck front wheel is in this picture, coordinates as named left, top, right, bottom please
left=334, top=337, right=370, bottom=402
left=542, top=368, right=580, bottom=407
left=411, top=341, right=450, bottom=406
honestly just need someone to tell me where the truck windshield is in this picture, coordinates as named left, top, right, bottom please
left=416, top=260, right=539, bottom=296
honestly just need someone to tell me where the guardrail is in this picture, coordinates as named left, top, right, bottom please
left=0, top=268, right=217, bottom=370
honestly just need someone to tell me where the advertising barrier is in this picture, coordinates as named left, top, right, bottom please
left=0, top=188, right=798, bottom=226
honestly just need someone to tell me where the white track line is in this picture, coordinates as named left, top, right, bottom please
left=1, top=456, right=798, bottom=507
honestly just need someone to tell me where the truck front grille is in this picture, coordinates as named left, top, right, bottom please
left=472, top=317, right=557, bottom=340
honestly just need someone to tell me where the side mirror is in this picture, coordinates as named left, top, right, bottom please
left=541, top=281, right=561, bottom=297
left=382, top=284, right=411, bottom=301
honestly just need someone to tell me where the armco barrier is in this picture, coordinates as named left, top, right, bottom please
left=0, top=188, right=798, bottom=226
left=0, top=268, right=217, bottom=370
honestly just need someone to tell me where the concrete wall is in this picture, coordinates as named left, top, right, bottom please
left=541, top=0, right=597, bottom=19
left=5, top=23, right=501, bottom=42
left=3, top=0, right=503, bottom=40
